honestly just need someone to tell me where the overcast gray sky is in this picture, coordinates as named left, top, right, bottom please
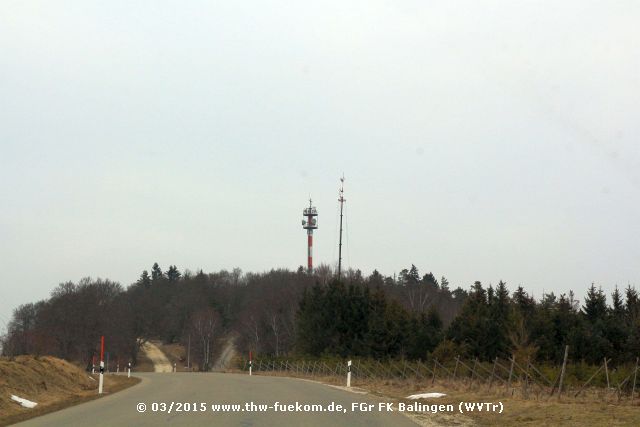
left=1, top=1, right=639, bottom=330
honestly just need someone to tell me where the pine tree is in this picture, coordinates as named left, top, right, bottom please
left=422, top=272, right=438, bottom=289
left=607, top=286, right=627, bottom=361
left=581, top=284, right=611, bottom=363
left=583, top=284, right=607, bottom=322
left=166, top=265, right=181, bottom=283
left=407, top=265, right=420, bottom=285
left=151, top=263, right=164, bottom=282
left=440, top=276, right=450, bottom=292
left=446, top=282, right=490, bottom=359
left=625, top=285, right=639, bottom=324
left=365, top=288, right=389, bottom=357
left=137, top=270, right=151, bottom=288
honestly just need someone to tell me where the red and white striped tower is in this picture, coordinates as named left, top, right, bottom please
left=302, top=199, right=318, bottom=273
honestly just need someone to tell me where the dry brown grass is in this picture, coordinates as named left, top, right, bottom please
left=158, top=342, right=188, bottom=371
left=0, top=356, right=139, bottom=426
left=248, top=370, right=640, bottom=426
left=134, top=350, right=155, bottom=372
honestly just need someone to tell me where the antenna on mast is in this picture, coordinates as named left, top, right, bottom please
left=338, top=175, right=346, bottom=280
left=302, top=197, right=318, bottom=273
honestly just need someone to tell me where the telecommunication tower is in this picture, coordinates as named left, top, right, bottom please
left=337, top=176, right=345, bottom=280
left=301, top=199, right=318, bottom=273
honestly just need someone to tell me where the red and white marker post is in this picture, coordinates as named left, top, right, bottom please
left=249, top=351, right=252, bottom=376
left=98, top=336, right=105, bottom=394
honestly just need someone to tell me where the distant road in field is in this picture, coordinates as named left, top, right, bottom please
left=16, top=373, right=418, bottom=426
left=213, top=336, right=237, bottom=370
left=141, top=341, right=173, bottom=373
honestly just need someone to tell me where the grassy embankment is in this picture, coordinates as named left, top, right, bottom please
left=0, top=355, right=139, bottom=426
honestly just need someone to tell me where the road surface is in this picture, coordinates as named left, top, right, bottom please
left=15, top=373, right=418, bottom=426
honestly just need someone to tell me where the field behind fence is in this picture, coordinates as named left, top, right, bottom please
left=236, top=349, right=640, bottom=405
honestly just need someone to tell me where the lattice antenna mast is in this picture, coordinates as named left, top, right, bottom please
left=302, top=198, right=318, bottom=273
left=338, top=175, right=346, bottom=280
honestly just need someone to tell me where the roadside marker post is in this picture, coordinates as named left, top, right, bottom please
left=98, top=336, right=105, bottom=394
left=249, top=351, right=252, bottom=376
left=128, top=362, right=131, bottom=378
left=92, top=356, right=96, bottom=374
left=347, top=360, right=352, bottom=388
left=173, top=363, right=177, bottom=373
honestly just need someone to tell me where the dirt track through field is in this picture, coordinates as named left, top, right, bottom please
left=141, top=341, right=172, bottom=373
left=213, top=336, right=237, bottom=370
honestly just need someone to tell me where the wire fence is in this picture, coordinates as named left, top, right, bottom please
left=237, top=350, right=640, bottom=405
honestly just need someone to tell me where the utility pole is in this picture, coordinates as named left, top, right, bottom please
left=337, top=175, right=345, bottom=280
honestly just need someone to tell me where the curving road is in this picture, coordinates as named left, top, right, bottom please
left=15, top=373, right=418, bottom=426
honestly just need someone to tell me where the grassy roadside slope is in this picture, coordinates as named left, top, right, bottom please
left=0, top=356, right=139, bottom=426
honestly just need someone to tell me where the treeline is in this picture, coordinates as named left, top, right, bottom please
left=299, top=278, right=640, bottom=365
left=3, top=262, right=638, bottom=368
left=296, top=281, right=443, bottom=359
left=0, top=263, right=461, bottom=369
left=1, top=278, right=136, bottom=369
left=445, top=281, right=640, bottom=364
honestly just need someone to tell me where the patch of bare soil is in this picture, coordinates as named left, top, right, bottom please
left=0, top=356, right=139, bottom=426
left=213, top=336, right=236, bottom=371
left=140, top=341, right=172, bottom=372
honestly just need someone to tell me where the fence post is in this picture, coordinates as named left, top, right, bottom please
left=452, top=355, right=459, bottom=381
left=432, top=359, right=437, bottom=385
left=469, top=358, right=477, bottom=390
left=557, top=345, right=569, bottom=398
left=347, top=360, right=352, bottom=387
left=507, top=356, right=514, bottom=394
left=632, top=357, right=639, bottom=404
left=523, top=357, right=531, bottom=399
left=604, top=357, right=610, bottom=388
left=488, top=357, right=498, bottom=390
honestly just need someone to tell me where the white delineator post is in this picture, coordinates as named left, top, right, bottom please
left=127, top=362, right=131, bottom=378
left=92, top=356, right=96, bottom=374
left=98, top=336, right=105, bottom=395
left=173, top=363, right=177, bottom=373
left=347, top=360, right=352, bottom=388
left=249, top=351, right=252, bottom=376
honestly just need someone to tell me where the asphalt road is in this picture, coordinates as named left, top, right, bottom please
left=15, top=373, right=418, bottom=427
